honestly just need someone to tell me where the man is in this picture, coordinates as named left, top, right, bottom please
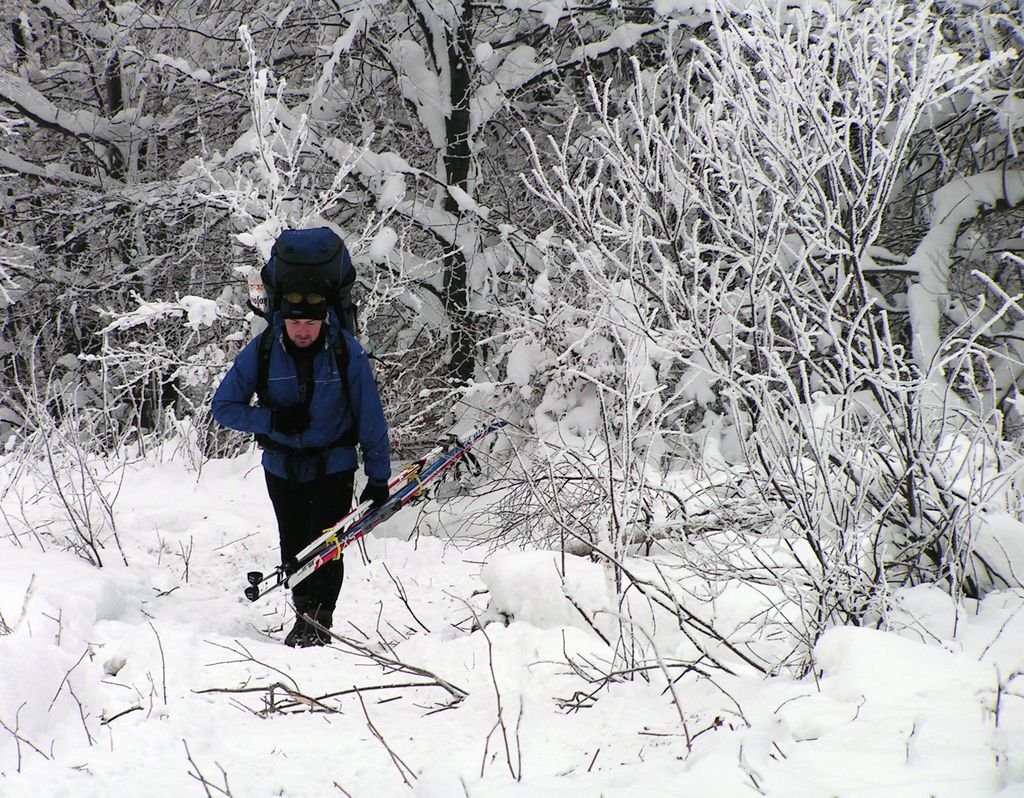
left=212, top=287, right=391, bottom=647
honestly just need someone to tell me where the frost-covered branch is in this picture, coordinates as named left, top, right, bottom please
left=507, top=0, right=1023, bottom=673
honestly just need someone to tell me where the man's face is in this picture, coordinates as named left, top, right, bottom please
left=284, top=319, right=322, bottom=348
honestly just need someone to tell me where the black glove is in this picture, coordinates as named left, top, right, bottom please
left=271, top=404, right=309, bottom=435
left=360, top=480, right=389, bottom=509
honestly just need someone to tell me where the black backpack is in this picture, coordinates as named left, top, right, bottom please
left=257, top=227, right=357, bottom=334
left=253, top=228, right=357, bottom=417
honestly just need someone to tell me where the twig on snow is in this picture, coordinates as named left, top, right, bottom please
left=304, top=617, right=468, bottom=704
left=101, top=705, right=143, bottom=725
left=149, top=621, right=168, bottom=704
left=354, top=688, right=417, bottom=786
left=48, top=646, right=90, bottom=710
left=383, top=562, right=431, bottom=633
left=183, top=738, right=234, bottom=797
left=204, top=639, right=301, bottom=693
left=459, top=597, right=522, bottom=781
left=0, top=703, right=52, bottom=771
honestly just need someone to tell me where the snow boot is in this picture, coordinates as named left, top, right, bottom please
left=306, top=608, right=334, bottom=646
left=284, top=600, right=333, bottom=648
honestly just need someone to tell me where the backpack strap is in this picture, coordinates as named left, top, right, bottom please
left=255, top=325, right=275, bottom=406
left=332, top=333, right=357, bottom=444
left=255, top=432, right=356, bottom=455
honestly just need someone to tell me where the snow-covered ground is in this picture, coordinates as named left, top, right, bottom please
left=2, top=447, right=1024, bottom=797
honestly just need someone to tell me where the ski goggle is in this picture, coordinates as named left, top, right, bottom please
left=283, top=292, right=326, bottom=305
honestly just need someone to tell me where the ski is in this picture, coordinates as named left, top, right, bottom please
left=243, top=419, right=507, bottom=602
left=242, top=453, right=438, bottom=601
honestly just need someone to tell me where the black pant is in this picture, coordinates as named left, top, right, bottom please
left=265, top=469, right=354, bottom=613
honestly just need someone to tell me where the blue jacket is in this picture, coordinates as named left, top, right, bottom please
left=212, top=320, right=391, bottom=484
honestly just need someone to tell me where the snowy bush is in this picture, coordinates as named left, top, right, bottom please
left=502, top=0, right=1024, bottom=672
left=2, top=392, right=129, bottom=567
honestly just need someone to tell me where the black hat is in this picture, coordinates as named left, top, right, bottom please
left=280, top=289, right=328, bottom=320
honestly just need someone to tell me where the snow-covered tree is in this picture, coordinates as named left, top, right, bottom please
left=1, top=0, right=694, bottom=449
left=0, top=2, right=255, bottom=436
left=196, top=2, right=689, bottom=429
left=501, top=0, right=1024, bottom=671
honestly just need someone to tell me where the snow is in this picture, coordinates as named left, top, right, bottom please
left=151, top=54, right=212, bottom=83
left=504, top=338, right=547, bottom=392
left=379, top=172, right=407, bottom=209
left=972, top=511, right=1024, bottom=592
left=448, top=185, right=490, bottom=219
left=368, top=225, right=399, bottom=263
left=0, top=149, right=102, bottom=188
left=3, top=444, right=1024, bottom=797
left=393, top=39, right=448, bottom=149
left=237, top=218, right=283, bottom=262
left=653, top=0, right=711, bottom=14
left=997, top=93, right=1024, bottom=155
left=905, top=170, right=1024, bottom=382
left=99, top=296, right=220, bottom=334
left=275, top=3, right=295, bottom=28
left=536, top=0, right=566, bottom=27
left=474, top=42, right=494, bottom=64
left=494, top=45, right=544, bottom=92
left=331, top=8, right=369, bottom=53
left=179, top=296, right=219, bottom=331
left=0, top=73, right=117, bottom=142
left=573, top=23, right=652, bottom=61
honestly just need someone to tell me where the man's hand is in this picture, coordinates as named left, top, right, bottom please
left=271, top=404, right=309, bottom=435
left=360, top=480, right=389, bottom=509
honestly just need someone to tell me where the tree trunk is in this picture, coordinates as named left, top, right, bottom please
left=442, top=1, right=475, bottom=383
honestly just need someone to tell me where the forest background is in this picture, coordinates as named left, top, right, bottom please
left=2, top=1, right=1024, bottom=792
